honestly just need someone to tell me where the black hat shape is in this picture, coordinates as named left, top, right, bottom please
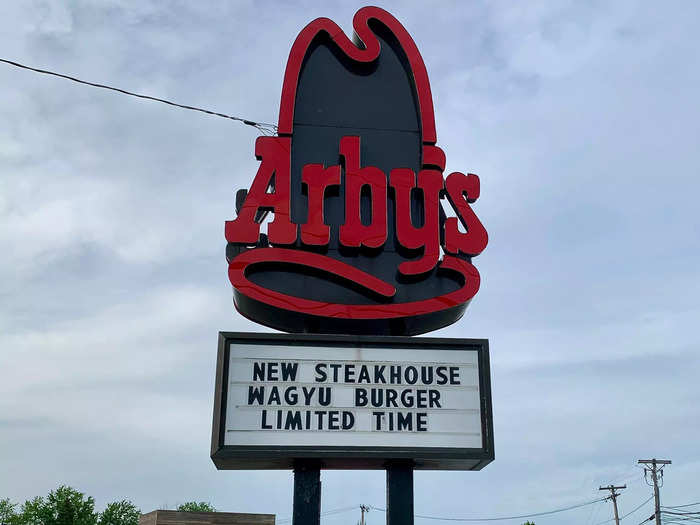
left=226, top=6, right=487, bottom=336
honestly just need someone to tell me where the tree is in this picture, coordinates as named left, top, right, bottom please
left=175, top=503, right=215, bottom=513
left=42, top=486, right=97, bottom=525
left=13, top=487, right=97, bottom=525
left=1, top=499, right=17, bottom=525
left=98, top=501, right=139, bottom=525
left=523, top=522, right=536, bottom=525
left=14, top=497, right=44, bottom=525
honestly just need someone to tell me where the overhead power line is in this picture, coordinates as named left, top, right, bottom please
left=0, top=57, right=278, bottom=135
left=275, top=504, right=359, bottom=524
left=276, top=496, right=647, bottom=525
left=370, top=497, right=607, bottom=522
left=593, top=495, right=654, bottom=525
left=660, top=517, right=700, bottom=525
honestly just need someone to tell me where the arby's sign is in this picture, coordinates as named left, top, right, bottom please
left=225, top=6, right=488, bottom=336
left=210, top=333, right=494, bottom=470
left=213, top=6, right=495, bottom=475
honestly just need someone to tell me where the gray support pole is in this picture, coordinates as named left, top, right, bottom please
left=612, top=495, right=621, bottom=525
left=638, top=458, right=671, bottom=525
left=651, top=463, right=661, bottom=525
left=599, top=485, right=626, bottom=525
left=386, top=460, right=414, bottom=525
left=293, top=460, right=322, bottom=525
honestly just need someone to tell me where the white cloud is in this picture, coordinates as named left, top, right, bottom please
left=0, top=2, right=698, bottom=522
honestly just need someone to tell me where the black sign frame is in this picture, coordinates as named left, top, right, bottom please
left=211, top=332, right=494, bottom=470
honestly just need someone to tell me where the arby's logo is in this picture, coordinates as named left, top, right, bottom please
left=225, top=7, right=487, bottom=336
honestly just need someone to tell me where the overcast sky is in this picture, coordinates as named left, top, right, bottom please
left=1, top=1, right=699, bottom=524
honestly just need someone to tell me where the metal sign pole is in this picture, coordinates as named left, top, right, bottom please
left=292, top=460, right=322, bottom=525
left=386, top=460, right=414, bottom=525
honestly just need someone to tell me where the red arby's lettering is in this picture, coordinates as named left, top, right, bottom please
left=339, top=137, right=387, bottom=249
left=389, top=168, right=443, bottom=276
left=301, top=164, right=340, bottom=246
left=226, top=135, right=486, bottom=276
left=444, top=172, right=488, bottom=257
left=225, top=137, right=296, bottom=245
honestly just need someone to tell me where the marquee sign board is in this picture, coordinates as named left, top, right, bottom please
left=225, top=6, right=488, bottom=337
left=211, top=333, right=494, bottom=470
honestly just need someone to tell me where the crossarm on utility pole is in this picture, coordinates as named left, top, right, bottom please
left=599, top=485, right=626, bottom=525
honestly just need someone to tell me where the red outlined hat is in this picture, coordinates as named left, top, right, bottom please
left=226, top=7, right=487, bottom=335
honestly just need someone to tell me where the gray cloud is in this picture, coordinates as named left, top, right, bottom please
left=1, top=1, right=699, bottom=524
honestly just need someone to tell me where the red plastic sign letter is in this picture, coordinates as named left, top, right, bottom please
left=339, top=137, right=388, bottom=248
left=301, top=164, right=341, bottom=246
left=225, top=137, right=297, bottom=245
left=444, top=172, right=488, bottom=256
left=390, top=168, right=443, bottom=275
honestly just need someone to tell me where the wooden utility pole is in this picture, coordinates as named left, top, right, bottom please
left=638, top=458, right=671, bottom=525
left=599, top=485, right=626, bottom=525
left=359, top=505, right=369, bottom=525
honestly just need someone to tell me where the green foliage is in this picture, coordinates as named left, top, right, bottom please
left=9, top=487, right=97, bottom=525
left=523, top=522, right=536, bottom=525
left=1, top=499, right=18, bottom=525
left=175, top=503, right=216, bottom=513
left=15, top=497, right=45, bottom=525
left=40, top=486, right=97, bottom=525
left=98, top=501, right=139, bottom=525
left=3, top=490, right=140, bottom=525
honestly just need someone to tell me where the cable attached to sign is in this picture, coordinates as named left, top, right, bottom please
left=0, top=57, right=278, bottom=135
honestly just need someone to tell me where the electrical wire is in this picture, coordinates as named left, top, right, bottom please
left=594, top=496, right=654, bottom=525
left=609, top=467, right=642, bottom=486
left=665, top=504, right=700, bottom=510
left=275, top=504, right=359, bottom=524
left=586, top=494, right=605, bottom=525
left=370, top=497, right=607, bottom=522
left=273, top=496, right=656, bottom=525
left=0, top=57, right=278, bottom=135
left=662, top=508, right=700, bottom=520
left=618, top=496, right=655, bottom=522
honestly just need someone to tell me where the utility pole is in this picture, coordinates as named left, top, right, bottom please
left=599, top=485, right=626, bottom=525
left=359, top=504, right=369, bottom=525
left=638, top=458, right=671, bottom=525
